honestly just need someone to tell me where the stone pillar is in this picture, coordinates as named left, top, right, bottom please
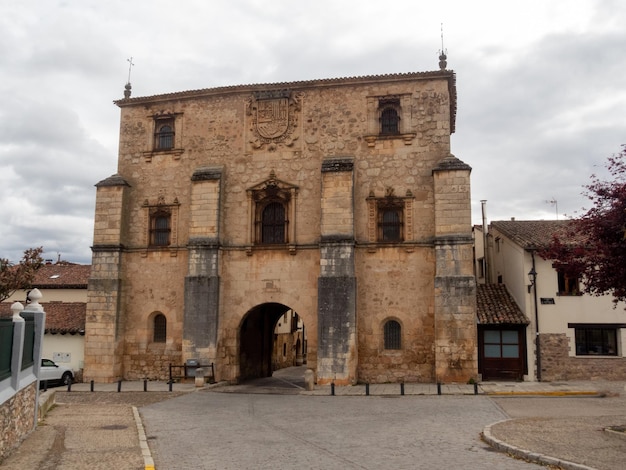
left=317, top=158, right=357, bottom=385
left=183, top=168, right=222, bottom=369
left=84, top=174, right=129, bottom=382
left=432, top=155, right=477, bottom=382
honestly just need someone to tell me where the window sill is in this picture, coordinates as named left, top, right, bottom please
left=246, top=244, right=297, bottom=256
left=142, top=247, right=178, bottom=257
left=573, top=354, right=620, bottom=358
left=142, top=148, right=184, bottom=162
left=364, top=133, right=416, bottom=147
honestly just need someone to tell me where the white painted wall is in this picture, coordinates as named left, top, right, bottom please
left=41, top=334, right=84, bottom=373
left=489, top=225, right=626, bottom=381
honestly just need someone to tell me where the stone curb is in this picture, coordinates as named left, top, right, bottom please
left=482, top=391, right=599, bottom=397
left=482, top=419, right=598, bottom=470
left=133, top=406, right=155, bottom=470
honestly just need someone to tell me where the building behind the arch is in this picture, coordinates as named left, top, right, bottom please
left=84, top=65, right=477, bottom=385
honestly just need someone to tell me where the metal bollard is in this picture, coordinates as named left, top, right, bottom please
left=144, top=379, right=148, bottom=392
left=67, top=381, right=72, bottom=392
left=90, top=380, right=94, bottom=392
left=437, top=382, right=442, bottom=395
left=117, top=380, right=122, bottom=392
left=331, top=382, right=335, bottom=396
left=43, top=380, right=48, bottom=392
left=168, top=380, right=173, bottom=392
left=365, top=383, right=369, bottom=396
left=400, top=382, right=405, bottom=396
left=474, top=382, right=478, bottom=395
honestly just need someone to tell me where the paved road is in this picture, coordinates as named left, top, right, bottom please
left=140, top=392, right=544, bottom=470
left=489, top=394, right=626, bottom=470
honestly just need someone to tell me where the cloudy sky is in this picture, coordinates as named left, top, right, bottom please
left=1, top=0, right=625, bottom=264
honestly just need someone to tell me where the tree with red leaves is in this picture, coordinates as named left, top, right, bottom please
left=0, top=247, right=44, bottom=302
left=541, top=146, right=626, bottom=305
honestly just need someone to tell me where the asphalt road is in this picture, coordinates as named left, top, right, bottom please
left=140, top=391, right=545, bottom=470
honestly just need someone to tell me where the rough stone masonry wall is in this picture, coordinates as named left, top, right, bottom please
left=0, top=382, right=36, bottom=463
left=540, top=333, right=626, bottom=381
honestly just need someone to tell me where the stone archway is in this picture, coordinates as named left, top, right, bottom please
left=239, top=303, right=305, bottom=382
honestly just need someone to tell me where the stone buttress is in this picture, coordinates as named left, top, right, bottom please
left=84, top=174, right=129, bottom=382
left=432, top=154, right=477, bottom=382
left=183, top=167, right=222, bottom=371
left=317, top=158, right=357, bottom=385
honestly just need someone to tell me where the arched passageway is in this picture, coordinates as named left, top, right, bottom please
left=239, top=303, right=306, bottom=382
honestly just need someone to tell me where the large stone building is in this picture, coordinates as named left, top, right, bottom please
left=84, top=64, right=477, bottom=385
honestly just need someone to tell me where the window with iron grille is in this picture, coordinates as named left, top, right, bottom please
left=154, top=118, right=175, bottom=150
left=248, top=171, right=297, bottom=248
left=261, top=202, right=286, bottom=244
left=150, top=211, right=171, bottom=246
left=380, top=107, right=400, bottom=135
left=153, top=313, right=167, bottom=343
left=384, top=320, right=401, bottom=350
left=379, top=208, right=403, bottom=242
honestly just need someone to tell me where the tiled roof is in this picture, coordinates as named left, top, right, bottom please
left=477, top=284, right=529, bottom=325
left=0, top=302, right=86, bottom=334
left=490, top=220, right=574, bottom=250
left=114, top=70, right=457, bottom=133
left=31, top=264, right=91, bottom=289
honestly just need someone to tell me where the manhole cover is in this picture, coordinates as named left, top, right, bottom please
left=100, top=424, right=128, bottom=430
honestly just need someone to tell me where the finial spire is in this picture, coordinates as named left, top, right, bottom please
left=438, top=23, right=448, bottom=70
left=124, top=57, right=134, bottom=99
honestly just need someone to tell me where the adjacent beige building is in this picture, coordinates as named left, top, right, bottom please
left=84, top=66, right=477, bottom=385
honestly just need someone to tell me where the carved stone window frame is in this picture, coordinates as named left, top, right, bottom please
left=143, top=112, right=184, bottom=162
left=142, top=195, right=180, bottom=254
left=367, top=188, right=414, bottom=245
left=246, top=170, right=298, bottom=255
left=364, top=94, right=416, bottom=147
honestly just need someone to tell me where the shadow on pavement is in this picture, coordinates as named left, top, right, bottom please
left=213, top=365, right=307, bottom=394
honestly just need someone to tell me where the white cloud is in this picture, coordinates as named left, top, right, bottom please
left=0, top=0, right=625, bottom=263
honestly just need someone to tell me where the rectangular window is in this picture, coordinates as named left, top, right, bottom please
left=483, top=329, right=520, bottom=359
left=557, top=270, right=580, bottom=296
left=477, top=257, right=485, bottom=279
left=150, top=212, right=171, bottom=246
left=154, top=117, right=175, bottom=150
left=574, top=327, right=618, bottom=356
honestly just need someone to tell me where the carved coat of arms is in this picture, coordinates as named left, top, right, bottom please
left=256, top=98, right=289, bottom=139
left=247, top=90, right=303, bottom=149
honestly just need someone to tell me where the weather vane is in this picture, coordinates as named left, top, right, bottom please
left=438, top=23, right=447, bottom=70
left=124, top=57, right=134, bottom=99
left=127, top=57, right=134, bottom=84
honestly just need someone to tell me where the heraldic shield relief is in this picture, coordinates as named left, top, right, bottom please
left=247, top=89, right=302, bottom=149
left=257, top=98, right=289, bottom=139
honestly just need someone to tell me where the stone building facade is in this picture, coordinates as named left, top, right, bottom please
left=84, top=68, right=477, bottom=385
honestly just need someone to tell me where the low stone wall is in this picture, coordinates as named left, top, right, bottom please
left=0, top=381, right=36, bottom=463
left=541, top=333, right=626, bottom=381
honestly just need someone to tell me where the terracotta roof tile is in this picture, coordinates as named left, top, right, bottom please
left=490, top=220, right=575, bottom=250
left=0, top=302, right=85, bottom=334
left=477, top=284, right=529, bottom=325
left=31, top=264, right=91, bottom=288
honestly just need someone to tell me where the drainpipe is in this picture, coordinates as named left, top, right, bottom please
left=481, top=200, right=490, bottom=283
left=530, top=251, right=541, bottom=381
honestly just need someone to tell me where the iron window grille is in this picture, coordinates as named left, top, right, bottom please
left=153, top=314, right=167, bottom=343
left=384, top=320, right=401, bottom=349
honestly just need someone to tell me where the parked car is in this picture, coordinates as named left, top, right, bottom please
left=40, top=358, right=73, bottom=387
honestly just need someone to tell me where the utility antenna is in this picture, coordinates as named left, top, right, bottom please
left=438, top=23, right=448, bottom=70
left=545, top=198, right=559, bottom=220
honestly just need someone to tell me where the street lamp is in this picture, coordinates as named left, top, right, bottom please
left=528, top=262, right=541, bottom=381
left=528, top=267, right=537, bottom=290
